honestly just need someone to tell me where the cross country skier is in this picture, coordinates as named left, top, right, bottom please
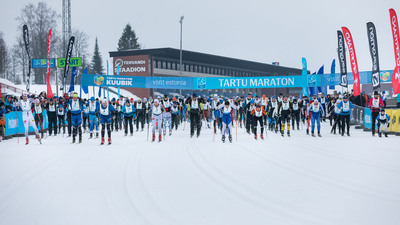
left=185, top=93, right=202, bottom=138
left=251, top=103, right=267, bottom=140
left=376, top=108, right=390, bottom=137
left=368, top=91, right=385, bottom=136
left=151, top=99, right=163, bottom=142
left=277, top=96, right=293, bottom=137
left=46, top=97, right=58, bottom=136
left=267, top=96, right=278, bottom=132
left=244, top=99, right=255, bottom=134
left=33, top=99, right=45, bottom=139
left=211, top=94, right=222, bottom=134
left=260, top=95, right=268, bottom=126
left=171, top=101, right=181, bottom=130
left=88, top=97, right=100, bottom=139
left=162, top=94, right=173, bottom=136
left=330, top=97, right=342, bottom=135
left=291, top=98, right=301, bottom=130
left=318, top=93, right=328, bottom=122
left=307, top=99, right=324, bottom=137
left=19, top=93, right=41, bottom=144
left=134, top=98, right=146, bottom=132
left=337, top=95, right=354, bottom=136
left=99, top=98, right=115, bottom=145
left=68, top=92, right=83, bottom=143
left=82, top=102, right=89, bottom=133
left=218, top=100, right=239, bottom=143
left=122, top=99, right=135, bottom=136
left=57, top=104, right=66, bottom=135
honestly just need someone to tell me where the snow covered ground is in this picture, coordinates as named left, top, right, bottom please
left=0, top=122, right=399, bottom=225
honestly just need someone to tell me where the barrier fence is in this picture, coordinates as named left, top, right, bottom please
left=353, top=105, right=400, bottom=134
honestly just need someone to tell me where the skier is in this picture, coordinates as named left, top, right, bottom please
left=318, top=92, right=328, bottom=122
left=82, top=102, right=89, bottom=133
left=88, top=97, right=100, bottom=139
left=211, top=94, right=222, bottom=133
left=171, top=100, right=181, bottom=130
left=376, top=108, right=390, bottom=137
left=260, top=95, right=268, bottom=126
left=57, top=104, right=66, bottom=135
left=277, top=96, right=293, bottom=137
left=267, top=96, right=278, bottom=132
left=99, top=98, right=115, bottom=145
left=68, top=92, right=83, bottom=143
left=161, top=94, right=173, bottom=136
left=134, top=98, right=146, bottom=132
left=337, top=95, right=354, bottom=136
left=307, top=99, right=324, bottom=137
left=33, top=99, right=45, bottom=139
left=218, top=100, right=239, bottom=142
left=251, top=103, right=267, bottom=140
left=368, top=91, right=385, bottom=136
left=330, top=97, right=342, bottom=135
left=19, top=93, right=41, bottom=144
left=122, top=99, right=135, bottom=136
left=46, top=97, right=58, bottom=136
left=291, top=98, right=301, bottom=130
left=151, top=99, right=163, bottom=142
left=185, top=93, right=202, bottom=138
left=244, top=100, right=255, bottom=134
left=202, top=98, right=211, bottom=128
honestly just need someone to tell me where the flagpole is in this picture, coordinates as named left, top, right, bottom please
left=107, top=60, right=110, bottom=100
left=117, top=65, right=120, bottom=99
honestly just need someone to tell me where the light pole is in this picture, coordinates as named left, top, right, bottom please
left=179, top=16, right=184, bottom=96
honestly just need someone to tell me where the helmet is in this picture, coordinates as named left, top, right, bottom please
left=102, top=99, right=108, bottom=104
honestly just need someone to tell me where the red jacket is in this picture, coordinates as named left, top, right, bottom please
left=368, top=97, right=384, bottom=112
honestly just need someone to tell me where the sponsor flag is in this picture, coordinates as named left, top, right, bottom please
left=301, top=58, right=308, bottom=96
left=341, top=27, right=361, bottom=96
left=46, top=29, right=53, bottom=98
left=68, top=67, right=78, bottom=93
left=81, top=68, right=88, bottom=94
left=61, top=36, right=75, bottom=91
left=308, top=72, right=317, bottom=97
left=107, top=60, right=110, bottom=100
left=330, top=59, right=336, bottom=89
left=117, top=65, right=120, bottom=99
left=317, top=65, right=326, bottom=95
left=367, top=22, right=381, bottom=89
left=337, top=30, right=348, bottom=88
left=389, top=8, right=400, bottom=94
left=22, top=25, right=31, bottom=92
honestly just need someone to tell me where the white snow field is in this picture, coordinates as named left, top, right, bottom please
left=0, top=122, right=399, bottom=225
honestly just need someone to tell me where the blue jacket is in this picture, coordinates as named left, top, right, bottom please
left=122, top=103, right=136, bottom=117
left=337, top=101, right=354, bottom=115
left=88, top=101, right=100, bottom=115
left=307, top=103, right=325, bottom=117
left=68, top=99, right=83, bottom=115
left=376, top=114, right=390, bottom=125
left=100, top=104, right=115, bottom=119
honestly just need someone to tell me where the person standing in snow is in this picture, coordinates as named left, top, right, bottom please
left=251, top=103, right=267, bottom=140
left=19, top=93, right=41, bottom=144
left=307, top=99, right=324, bottom=137
left=376, top=108, right=390, bottom=137
left=337, top=95, right=354, bottom=136
left=88, top=97, right=100, bottom=139
left=368, top=91, right=385, bottom=136
left=121, top=100, right=135, bottom=136
left=217, top=100, right=239, bottom=143
left=151, top=99, right=163, bottom=142
left=68, top=92, right=83, bottom=143
left=277, top=96, right=293, bottom=137
left=185, top=93, right=202, bottom=138
left=99, top=99, right=115, bottom=145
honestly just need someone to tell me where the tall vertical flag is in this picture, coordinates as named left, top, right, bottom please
left=329, top=59, right=336, bottom=90
left=367, top=22, right=380, bottom=89
left=22, top=25, right=31, bottom=92
left=341, top=27, right=361, bottom=96
left=389, top=8, right=400, bottom=94
left=317, top=65, right=326, bottom=95
left=117, top=65, right=120, bottom=99
left=61, top=36, right=75, bottom=91
left=301, top=58, right=308, bottom=96
left=81, top=68, right=88, bottom=94
left=337, top=30, right=348, bottom=88
left=68, top=67, right=78, bottom=93
left=46, top=29, right=53, bottom=98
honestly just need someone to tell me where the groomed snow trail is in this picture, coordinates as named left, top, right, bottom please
left=0, top=123, right=399, bottom=225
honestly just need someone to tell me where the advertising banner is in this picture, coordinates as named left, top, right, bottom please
left=57, top=57, right=82, bottom=68
left=146, top=77, right=193, bottom=89
left=113, top=55, right=149, bottom=76
left=5, top=111, right=48, bottom=136
left=366, top=22, right=381, bottom=89
left=364, top=108, right=372, bottom=129
left=32, top=58, right=56, bottom=69
left=342, top=27, right=361, bottom=96
left=82, top=74, right=146, bottom=88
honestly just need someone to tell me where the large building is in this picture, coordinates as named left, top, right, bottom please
left=109, top=48, right=304, bottom=98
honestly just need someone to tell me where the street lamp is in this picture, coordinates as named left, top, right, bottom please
left=179, top=16, right=184, bottom=96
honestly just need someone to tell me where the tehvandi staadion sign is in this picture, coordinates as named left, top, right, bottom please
left=113, top=55, right=149, bottom=75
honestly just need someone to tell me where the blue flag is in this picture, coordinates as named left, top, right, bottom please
left=81, top=68, right=88, bottom=94
left=308, top=72, right=317, bottom=97
left=317, top=65, right=327, bottom=95
left=329, top=59, right=336, bottom=90
left=301, top=58, right=308, bottom=97
left=68, top=67, right=78, bottom=93
left=98, top=72, right=102, bottom=97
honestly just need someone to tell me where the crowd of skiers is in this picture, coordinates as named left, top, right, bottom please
left=0, top=90, right=392, bottom=144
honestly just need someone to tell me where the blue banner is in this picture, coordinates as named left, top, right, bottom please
left=82, top=74, right=146, bottom=88
left=364, top=108, right=372, bottom=129
left=68, top=67, right=78, bottom=93
left=32, top=58, right=56, bottom=69
left=302, top=58, right=308, bottom=96
left=5, top=111, right=48, bottom=136
left=81, top=68, right=88, bottom=94
left=146, top=77, right=193, bottom=89
left=198, top=76, right=307, bottom=89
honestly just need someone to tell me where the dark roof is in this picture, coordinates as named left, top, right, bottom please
left=109, top=48, right=302, bottom=75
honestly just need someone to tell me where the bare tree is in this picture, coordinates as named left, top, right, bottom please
left=0, top=31, right=7, bottom=79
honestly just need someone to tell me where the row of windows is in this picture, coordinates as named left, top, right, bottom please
left=153, top=59, right=272, bottom=77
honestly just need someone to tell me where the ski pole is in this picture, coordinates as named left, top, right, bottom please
left=235, top=119, right=238, bottom=141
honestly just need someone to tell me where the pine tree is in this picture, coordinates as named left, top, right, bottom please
left=90, top=37, right=103, bottom=74
left=117, top=23, right=140, bottom=51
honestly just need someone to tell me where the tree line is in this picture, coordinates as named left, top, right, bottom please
left=0, top=1, right=141, bottom=87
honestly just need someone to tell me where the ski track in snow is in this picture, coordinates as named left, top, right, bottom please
left=0, top=122, right=399, bottom=225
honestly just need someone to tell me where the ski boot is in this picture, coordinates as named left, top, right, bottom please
left=341, top=132, right=344, bottom=137
left=89, top=133, right=93, bottom=139
left=385, top=132, right=388, bottom=138
left=108, top=137, right=112, bottom=145
left=287, top=131, right=290, bottom=137
left=36, top=135, right=42, bottom=144
left=159, top=134, right=162, bottom=142
left=101, top=137, right=105, bottom=145
left=311, top=132, right=315, bottom=137
left=41, top=133, right=44, bottom=139
left=378, top=132, right=382, bottom=137
left=197, top=133, right=200, bottom=138
left=306, top=129, right=309, bottom=135
left=260, top=134, right=264, bottom=140
left=228, top=135, right=232, bottom=143
left=281, top=131, right=284, bottom=137
left=222, top=135, right=226, bottom=143
left=318, top=132, right=322, bottom=137
left=254, top=134, right=257, bottom=140
left=169, top=130, right=172, bottom=136
left=25, top=137, right=29, bottom=145
left=130, top=133, right=133, bottom=136
left=72, top=135, right=76, bottom=143
left=124, top=133, right=127, bottom=136
left=79, top=135, right=82, bottom=143
left=96, top=132, right=99, bottom=139
left=347, top=132, right=350, bottom=136
left=190, top=134, right=194, bottom=138
left=152, top=134, right=155, bottom=142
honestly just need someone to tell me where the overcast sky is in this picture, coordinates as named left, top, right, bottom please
left=0, top=0, right=399, bottom=74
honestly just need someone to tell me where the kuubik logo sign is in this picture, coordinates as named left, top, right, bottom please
left=94, top=76, right=104, bottom=86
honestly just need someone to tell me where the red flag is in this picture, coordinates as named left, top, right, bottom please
left=341, top=27, right=361, bottom=96
left=46, top=29, right=53, bottom=98
left=389, top=9, right=400, bottom=95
